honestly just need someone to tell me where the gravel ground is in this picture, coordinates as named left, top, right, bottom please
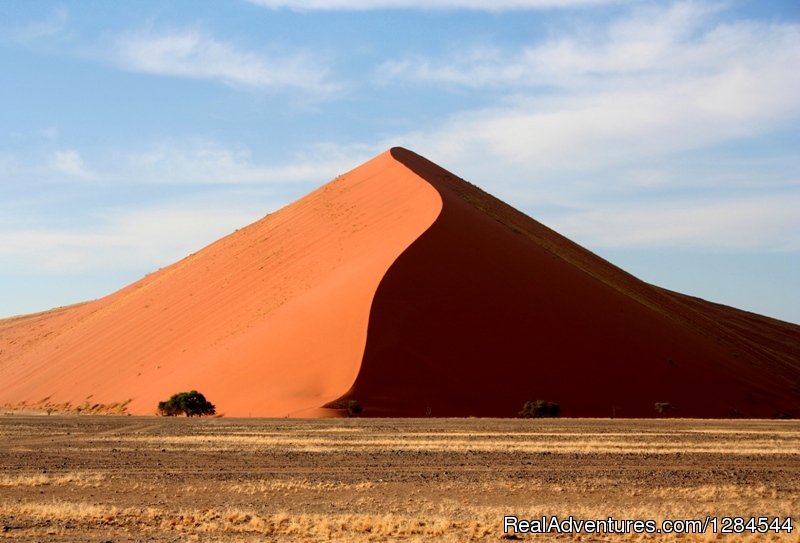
left=1, top=416, right=798, bottom=542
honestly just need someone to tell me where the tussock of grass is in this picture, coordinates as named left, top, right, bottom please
left=178, top=479, right=376, bottom=496
left=0, top=472, right=105, bottom=487
left=225, top=479, right=375, bottom=494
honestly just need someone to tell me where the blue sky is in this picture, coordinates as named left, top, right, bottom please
left=1, top=0, right=799, bottom=323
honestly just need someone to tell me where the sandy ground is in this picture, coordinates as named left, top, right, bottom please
left=1, top=416, right=798, bottom=542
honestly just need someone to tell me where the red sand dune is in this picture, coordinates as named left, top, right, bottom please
left=1, top=148, right=798, bottom=417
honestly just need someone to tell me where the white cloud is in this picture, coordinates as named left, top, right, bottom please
left=550, top=192, right=800, bottom=251
left=0, top=199, right=268, bottom=274
left=2, top=148, right=97, bottom=185
left=248, top=0, right=621, bottom=10
left=383, top=2, right=800, bottom=172
left=0, top=153, right=17, bottom=175
left=114, top=30, right=337, bottom=92
left=118, top=140, right=373, bottom=185
left=8, top=7, right=70, bottom=44
left=41, top=127, right=59, bottom=141
left=5, top=140, right=372, bottom=187
left=377, top=3, right=733, bottom=87
left=52, top=150, right=95, bottom=179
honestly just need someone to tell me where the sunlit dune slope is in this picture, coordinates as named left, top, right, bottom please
left=343, top=148, right=800, bottom=418
left=1, top=147, right=798, bottom=418
left=0, top=150, right=441, bottom=416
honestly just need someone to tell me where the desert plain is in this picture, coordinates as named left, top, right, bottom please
left=1, top=415, right=798, bottom=542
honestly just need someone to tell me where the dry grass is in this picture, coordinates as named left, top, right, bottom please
left=2, top=501, right=494, bottom=541
left=224, top=479, right=375, bottom=494
left=3, top=499, right=795, bottom=542
left=0, top=472, right=105, bottom=488
left=1, top=417, right=798, bottom=542
left=110, top=429, right=800, bottom=455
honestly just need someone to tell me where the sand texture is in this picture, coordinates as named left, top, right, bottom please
left=1, top=148, right=798, bottom=417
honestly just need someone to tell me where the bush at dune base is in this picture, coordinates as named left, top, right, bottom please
left=324, top=398, right=363, bottom=417
left=519, top=400, right=560, bottom=418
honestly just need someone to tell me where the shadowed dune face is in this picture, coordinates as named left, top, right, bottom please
left=1, top=147, right=798, bottom=418
left=0, top=150, right=441, bottom=416
left=344, top=148, right=800, bottom=418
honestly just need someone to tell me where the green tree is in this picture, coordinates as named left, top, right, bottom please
left=157, top=390, right=216, bottom=417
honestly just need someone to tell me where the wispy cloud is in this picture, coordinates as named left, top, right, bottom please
left=118, top=140, right=372, bottom=185
left=4, top=139, right=373, bottom=188
left=114, top=29, right=337, bottom=92
left=52, top=150, right=95, bottom=179
left=552, top=191, right=800, bottom=251
left=378, top=2, right=725, bottom=87
left=248, top=0, right=621, bottom=10
left=385, top=2, right=800, bottom=171
left=7, top=7, right=71, bottom=44
left=0, top=202, right=265, bottom=273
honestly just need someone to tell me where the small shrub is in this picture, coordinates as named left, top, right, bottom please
left=519, top=400, right=560, bottom=418
left=654, top=401, right=672, bottom=414
left=157, top=390, right=216, bottom=417
left=323, top=398, right=363, bottom=417
left=345, top=399, right=362, bottom=417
